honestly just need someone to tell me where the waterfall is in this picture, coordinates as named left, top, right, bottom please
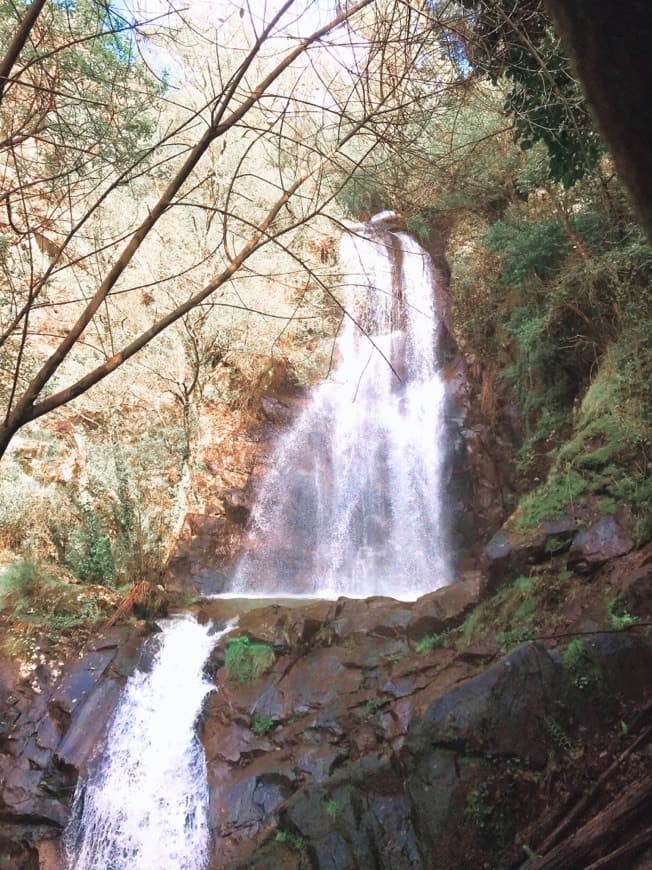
left=65, top=617, right=230, bottom=870
left=231, top=215, right=452, bottom=600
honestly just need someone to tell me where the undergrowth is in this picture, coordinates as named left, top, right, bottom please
left=0, top=559, right=110, bottom=637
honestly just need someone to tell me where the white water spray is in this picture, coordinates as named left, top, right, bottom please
left=65, top=617, right=231, bottom=870
left=231, top=217, right=452, bottom=600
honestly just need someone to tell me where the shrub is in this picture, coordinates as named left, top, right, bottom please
left=485, top=218, right=570, bottom=286
left=225, top=635, right=275, bottom=684
left=63, top=503, right=116, bottom=587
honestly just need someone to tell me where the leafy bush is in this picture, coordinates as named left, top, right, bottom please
left=225, top=635, right=275, bottom=684
left=485, top=218, right=570, bottom=286
left=336, top=168, right=392, bottom=218
left=63, top=503, right=115, bottom=587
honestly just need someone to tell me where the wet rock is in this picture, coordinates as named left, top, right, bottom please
left=282, top=757, right=423, bottom=870
left=485, top=528, right=550, bottom=586
left=327, top=596, right=412, bottom=639
left=237, top=601, right=330, bottom=650
left=407, top=642, right=562, bottom=767
left=540, top=513, right=578, bottom=538
left=260, top=396, right=295, bottom=425
left=409, top=574, right=485, bottom=640
left=0, top=833, right=39, bottom=870
left=221, top=488, right=252, bottom=525
left=569, top=515, right=635, bottom=568
left=0, top=624, right=146, bottom=857
left=165, top=514, right=235, bottom=595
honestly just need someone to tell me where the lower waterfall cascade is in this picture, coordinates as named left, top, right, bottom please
left=230, top=213, right=453, bottom=600
left=64, top=617, right=230, bottom=870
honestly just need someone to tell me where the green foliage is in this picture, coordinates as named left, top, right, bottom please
left=414, top=632, right=445, bottom=654
left=514, top=471, right=586, bottom=529
left=0, top=559, right=106, bottom=630
left=225, top=636, right=275, bottom=684
left=275, top=829, right=306, bottom=851
left=2, top=0, right=160, bottom=174
left=543, top=715, right=581, bottom=760
left=465, top=786, right=494, bottom=831
left=251, top=714, right=275, bottom=736
left=606, top=599, right=635, bottom=631
left=324, top=798, right=339, bottom=818
left=458, top=606, right=484, bottom=645
left=496, top=625, right=535, bottom=652
left=0, top=559, right=40, bottom=611
left=485, top=219, right=570, bottom=285
left=460, top=0, right=603, bottom=186
left=63, top=503, right=116, bottom=587
left=456, top=574, right=543, bottom=652
left=336, top=168, right=392, bottom=218
left=562, top=639, right=601, bottom=690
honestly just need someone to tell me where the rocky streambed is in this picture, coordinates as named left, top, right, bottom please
left=2, top=563, right=652, bottom=869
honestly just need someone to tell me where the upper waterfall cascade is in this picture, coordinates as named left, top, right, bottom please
left=231, top=215, right=452, bottom=600
left=64, top=617, right=229, bottom=870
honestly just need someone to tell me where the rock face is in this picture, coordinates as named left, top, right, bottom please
left=165, top=362, right=309, bottom=597
left=2, top=567, right=651, bottom=868
left=0, top=624, right=151, bottom=868
left=195, top=587, right=652, bottom=869
left=485, top=509, right=637, bottom=587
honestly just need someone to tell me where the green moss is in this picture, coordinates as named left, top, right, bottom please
left=225, top=635, right=275, bottom=685
left=514, top=470, right=586, bottom=530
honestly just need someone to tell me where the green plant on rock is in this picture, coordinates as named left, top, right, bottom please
left=542, top=715, right=583, bottom=761
left=606, top=599, right=635, bottom=631
left=275, top=829, right=306, bottom=851
left=225, top=635, right=275, bottom=685
left=324, top=798, right=339, bottom=819
left=464, top=785, right=495, bottom=833
left=251, top=714, right=274, bottom=736
left=496, top=624, right=536, bottom=653
left=513, top=469, right=586, bottom=531
left=561, top=639, right=601, bottom=690
left=414, top=632, right=445, bottom=654
left=458, top=606, right=484, bottom=645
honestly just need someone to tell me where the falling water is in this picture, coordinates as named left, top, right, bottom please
left=231, top=214, right=452, bottom=600
left=65, top=617, right=230, bottom=870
